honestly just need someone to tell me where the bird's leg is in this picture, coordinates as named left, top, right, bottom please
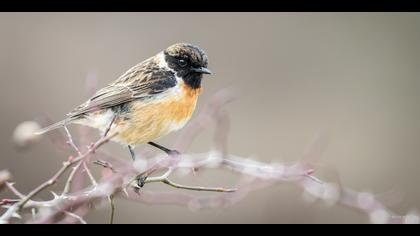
left=128, top=145, right=136, bottom=161
left=128, top=145, right=148, bottom=188
left=147, top=142, right=180, bottom=156
left=134, top=142, right=180, bottom=188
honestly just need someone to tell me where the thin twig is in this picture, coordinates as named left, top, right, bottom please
left=83, top=162, right=98, bottom=186
left=109, top=195, right=115, bottom=224
left=4, top=182, right=25, bottom=199
left=63, top=116, right=115, bottom=195
left=64, top=211, right=87, bottom=224
left=29, top=175, right=123, bottom=224
left=143, top=169, right=237, bottom=193
left=162, top=179, right=237, bottom=193
left=103, top=115, right=117, bottom=138
left=0, top=170, right=11, bottom=191
left=62, top=126, right=86, bottom=195
left=0, top=132, right=118, bottom=224
left=63, top=161, right=84, bottom=195
left=0, top=199, right=20, bottom=206
left=93, top=160, right=117, bottom=173
left=64, top=126, right=82, bottom=156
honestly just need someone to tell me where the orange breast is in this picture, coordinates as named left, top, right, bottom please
left=116, top=84, right=202, bottom=145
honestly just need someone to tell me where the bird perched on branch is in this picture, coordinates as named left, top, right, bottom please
left=36, top=43, right=212, bottom=180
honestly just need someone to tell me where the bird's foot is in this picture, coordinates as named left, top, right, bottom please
left=136, top=174, right=149, bottom=188
left=167, top=149, right=181, bottom=156
left=147, top=142, right=181, bottom=157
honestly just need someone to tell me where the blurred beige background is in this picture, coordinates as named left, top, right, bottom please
left=1, top=12, right=420, bottom=223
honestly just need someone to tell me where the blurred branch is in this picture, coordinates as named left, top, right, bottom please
left=0, top=171, right=11, bottom=192
left=109, top=195, right=115, bottom=224
left=0, top=132, right=117, bottom=224
left=1, top=89, right=418, bottom=224
left=4, top=182, right=25, bottom=199
left=64, top=211, right=87, bottom=224
left=64, top=126, right=82, bottom=156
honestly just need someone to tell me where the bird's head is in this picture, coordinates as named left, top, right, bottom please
left=159, top=43, right=212, bottom=89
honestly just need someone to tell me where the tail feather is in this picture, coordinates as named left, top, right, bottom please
left=35, top=119, right=70, bottom=135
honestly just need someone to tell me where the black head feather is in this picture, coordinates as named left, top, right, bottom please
left=163, top=43, right=211, bottom=89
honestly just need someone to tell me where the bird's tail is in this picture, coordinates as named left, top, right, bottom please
left=34, top=118, right=74, bottom=135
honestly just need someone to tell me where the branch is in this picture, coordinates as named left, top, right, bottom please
left=64, top=211, right=87, bottom=224
left=83, top=162, right=98, bottom=186
left=4, top=182, right=25, bottom=199
left=109, top=195, right=115, bottom=224
left=3, top=89, right=417, bottom=224
left=62, top=123, right=104, bottom=195
left=0, top=171, right=11, bottom=191
left=0, top=132, right=117, bottom=224
left=93, top=160, right=117, bottom=173
left=144, top=169, right=237, bottom=193
left=64, top=126, right=82, bottom=156
left=161, top=179, right=237, bottom=193
left=62, top=161, right=84, bottom=195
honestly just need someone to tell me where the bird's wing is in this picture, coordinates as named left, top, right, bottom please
left=67, top=65, right=177, bottom=118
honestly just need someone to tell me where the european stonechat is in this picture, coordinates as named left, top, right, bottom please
left=36, top=43, right=212, bottom=165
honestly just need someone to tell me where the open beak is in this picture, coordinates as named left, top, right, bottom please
left=192, top=67, right=212, bottom=75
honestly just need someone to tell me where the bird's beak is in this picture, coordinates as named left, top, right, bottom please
left=192, top=67, right=212, bottom=75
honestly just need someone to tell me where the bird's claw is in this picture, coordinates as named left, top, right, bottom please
left=137, top=175, right=148, bottom=188
left=168, top=150, right=181, bottom=156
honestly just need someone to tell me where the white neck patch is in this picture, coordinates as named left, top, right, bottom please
left=156, top=52, right=182, bottom=83
left=157, top=52, right=171, bottom=70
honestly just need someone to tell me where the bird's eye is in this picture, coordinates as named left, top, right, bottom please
left=178, top=59, right=188, bottom=67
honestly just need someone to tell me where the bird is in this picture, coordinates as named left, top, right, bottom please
left=36, top=43, right=212, bottom=184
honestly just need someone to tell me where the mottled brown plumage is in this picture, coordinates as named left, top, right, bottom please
left=36, top=43, right=212, bottom=147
